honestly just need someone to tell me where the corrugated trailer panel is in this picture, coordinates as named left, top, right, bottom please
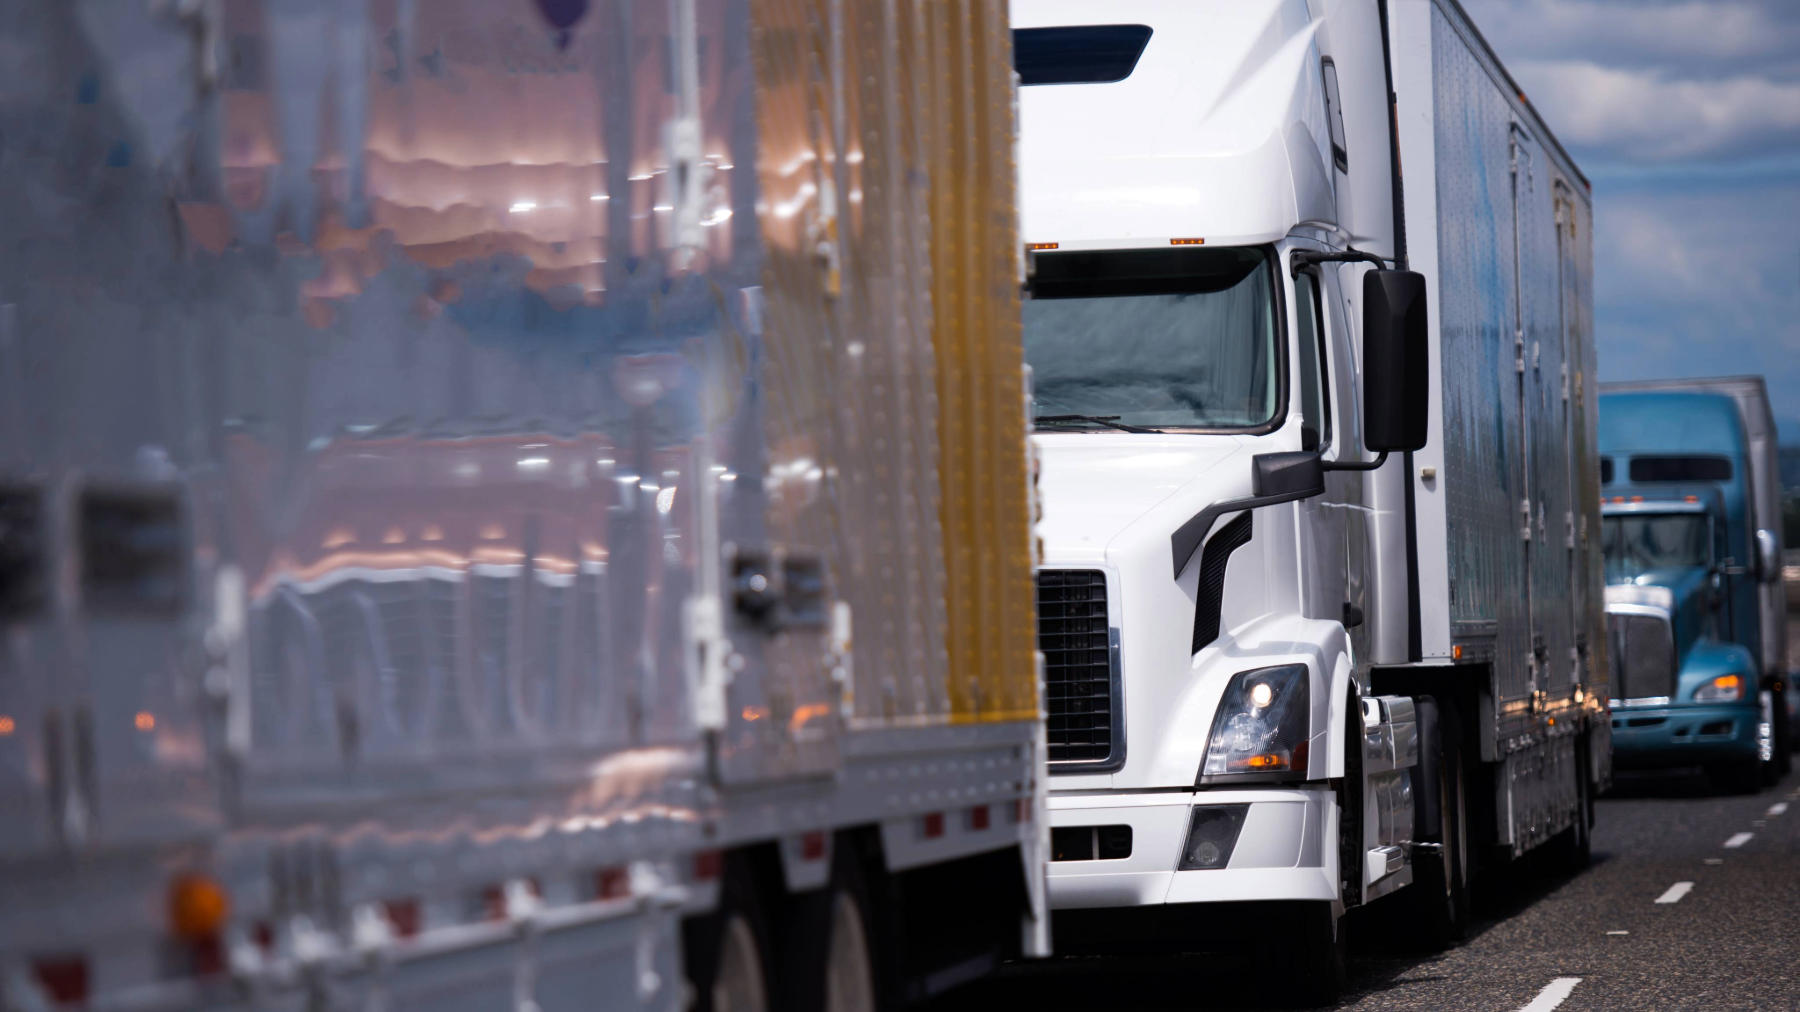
left=1426, top=4, right=1533, bottom=710
left=747, top=0, right=1035, bottom=732
left=1398, top=0, right=1603, bottom=851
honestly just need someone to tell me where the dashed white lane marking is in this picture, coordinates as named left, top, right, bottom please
left=1767, top=802, right=1788, bottom=816
left=1704, top=858, right=1724, bottom=866
left=1518, top=977, right=1583, bottom=1012
left=1654, top=881, right=1694, bottom=904
left=1606, top=929, right=1630, bottom=936
left=1725, top=832, right=1755, bottom=849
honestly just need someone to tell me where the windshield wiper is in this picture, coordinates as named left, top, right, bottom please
left=1034, top=414, right=1163, bottom=434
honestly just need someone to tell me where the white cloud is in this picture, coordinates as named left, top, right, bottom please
left=1467, top=0, right=1800, bottom=70
left=1457, top=0, right=1800, bottom=438
left=1592, top=182, right=1800, bottom=419
left=1510, top=60, right=1800, bottom=162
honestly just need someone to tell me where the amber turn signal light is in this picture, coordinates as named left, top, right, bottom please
left=168, top=873, right=230, bottom=940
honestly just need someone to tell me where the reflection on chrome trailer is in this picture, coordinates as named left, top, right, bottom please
left=0, top=1, right=1046, bottom=1009
left=1014, top=0, right=1604, bottom=1001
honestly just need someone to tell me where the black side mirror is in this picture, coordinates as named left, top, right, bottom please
left=1362, top=270, right=1429, bottom=452
left=1252, top=451, right=1325, bottom=500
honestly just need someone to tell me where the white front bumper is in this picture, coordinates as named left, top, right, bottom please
left=1047, top=788, right=1338, bottom=908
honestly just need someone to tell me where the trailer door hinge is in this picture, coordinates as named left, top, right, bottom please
left=684, top=595, right=730, bottom=731
left=1520, top=498, right=1532, bottom=542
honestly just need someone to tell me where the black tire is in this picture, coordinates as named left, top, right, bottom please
left=1401, top=699, right=1468, bottom=950
left=776, top=841, right=884, bottom=1012
left=1283, top=901, right=1346, bottom=1007
left=1541, top=736, right=1593, bottom=874
left=1708, top=759, right=1762, bottom=796
left=1761, top=689, right=1790, bottom=784
left=685, top=853, right=774, bottom=1012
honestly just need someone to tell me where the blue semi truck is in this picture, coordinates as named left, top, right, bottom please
left=1599, top=381, right=1790, bottom=789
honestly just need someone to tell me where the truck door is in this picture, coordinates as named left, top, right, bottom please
left=1554, top=182, right=1591, bottom=692
left=1294, top=265, right=1358, bottom=655
left=1511, top=124, right=1553, bottom=702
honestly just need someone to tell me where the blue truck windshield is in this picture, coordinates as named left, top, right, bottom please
left=1602, top=514, right=1710, bottom=584
left=1021, top=247, right=1278, bottom=431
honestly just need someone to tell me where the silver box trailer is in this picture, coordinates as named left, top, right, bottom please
left=1393, top=0, right=1609, bottom=851
left=0, top=1, right=1046, bottom=1009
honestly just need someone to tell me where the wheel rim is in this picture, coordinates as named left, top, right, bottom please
left=714, top=914, right=769, bottom=1012
left=825, top=890, right=877, bottom=1012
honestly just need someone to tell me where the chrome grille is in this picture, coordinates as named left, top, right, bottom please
left=1608, top=611, right=1674, bottom=701
left=1037, top=570, right=1114, bottom=764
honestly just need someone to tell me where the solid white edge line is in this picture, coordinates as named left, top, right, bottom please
left=1654, top=881, right=1694, bottom=904
left=1518, top=977, right=1583, bottom=1012
left=1724, top=832, right=1754, bottom=849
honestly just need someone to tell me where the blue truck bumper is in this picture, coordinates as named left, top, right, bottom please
left=1609, top=703, right=1762, bottom=768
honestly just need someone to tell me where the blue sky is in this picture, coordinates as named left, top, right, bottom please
left=1457, top=0, right=1800, bottom=438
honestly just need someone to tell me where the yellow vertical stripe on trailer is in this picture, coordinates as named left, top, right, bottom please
left=927, top=0, right=1034, bottom=724
left=749, top=0, right=1035, bottom=726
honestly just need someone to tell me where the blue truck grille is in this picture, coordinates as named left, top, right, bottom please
left=1037, top=570, right=1114, bottom=764
left=1609, top=611, right=1675, bottom=701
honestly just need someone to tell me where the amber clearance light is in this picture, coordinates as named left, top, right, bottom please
left=168, top=873, right=230, bottom=941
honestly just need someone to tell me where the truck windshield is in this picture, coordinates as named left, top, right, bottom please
left=1602, top=514, right=1710, bottom=583
left=1022, top=246, right=1278, bottom=431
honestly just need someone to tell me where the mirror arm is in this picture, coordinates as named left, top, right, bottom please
left=1291, top=248, right=1393, bottom=273
left=1322, top=450, right=1389, bottom=473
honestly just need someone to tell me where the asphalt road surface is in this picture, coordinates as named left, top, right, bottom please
left=929, top=766, right=1800, bottom=1010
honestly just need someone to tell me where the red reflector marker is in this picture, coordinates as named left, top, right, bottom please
left=693, top=850, right=724, bottom=882
left=383, top=898, right=422, bottom=938
left=801, top=831, right=827, bottom=861
left=923, top=812, right=945, bottom=839
left=596, top=866, right=631, bottom=901
left=970, top=805, right=990, bottom=831
left=32, top=956, right=88, bottom=1006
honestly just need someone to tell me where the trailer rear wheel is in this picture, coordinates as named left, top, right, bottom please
left=823, top=888, right=878, bottom=1012
left=1542, top=735, right=1593, bottom=873
left=777, top=842, right=883, bottom=1012
left=716, top=914, right=772, bottom=1012
left=686, top=856, right=773, bottom=1012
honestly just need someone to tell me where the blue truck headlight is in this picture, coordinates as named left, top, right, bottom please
left=1200, top=664, right=1310, bottom=778
left=1694, top=673, right=1745, bottom=702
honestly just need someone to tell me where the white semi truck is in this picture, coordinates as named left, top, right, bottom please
left=1012, top=0, right=1606, bottom=999
left=0, top=1, right=1047, bottom=1010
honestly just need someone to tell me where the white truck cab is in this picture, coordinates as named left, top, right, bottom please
left=1016, top=0, right=1606, bottom=999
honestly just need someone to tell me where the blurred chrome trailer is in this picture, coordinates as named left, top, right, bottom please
left=0, top=1, right=1046, bottom=1009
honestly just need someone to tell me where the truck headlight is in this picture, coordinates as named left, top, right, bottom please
left=1695, top=674, right=1745, bottom=702
left=1200, top=664, right=1310, bottom=779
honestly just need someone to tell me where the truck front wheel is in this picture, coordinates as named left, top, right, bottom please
left=1284, top=901, right=1346, bottom=1006
left=1401, top=699, right=1469, bottom=949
